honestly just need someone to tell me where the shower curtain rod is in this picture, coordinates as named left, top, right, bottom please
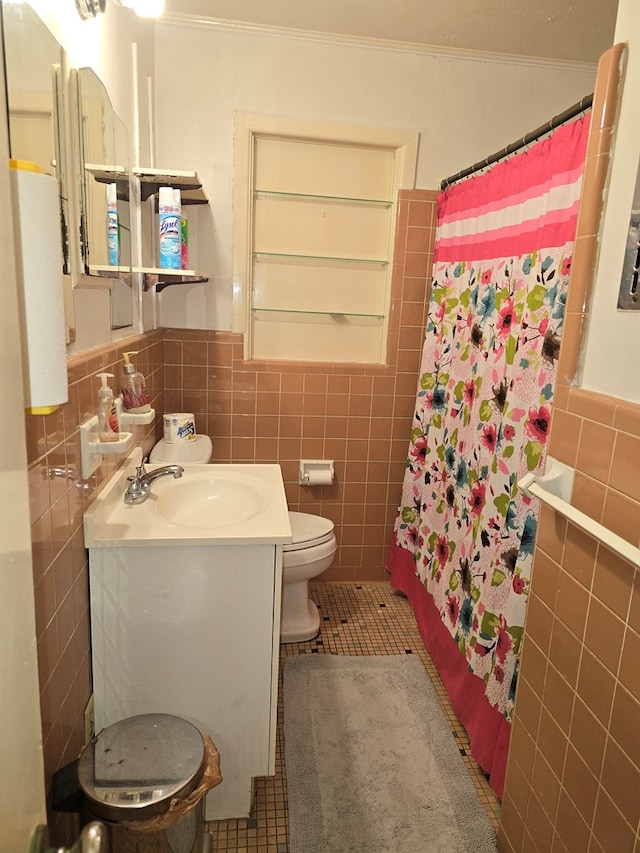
left=439, top=93, right=593, bottom=191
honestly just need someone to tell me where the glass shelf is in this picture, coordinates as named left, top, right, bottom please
left=252, top=307, right=385, bottom=320
left=254, top=189, right=392, bottom=207
left=253, top=252, right=387, bottom=266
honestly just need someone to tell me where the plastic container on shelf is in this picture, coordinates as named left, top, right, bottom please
left=158, top=186, right=181, bottom=269
left=181, top=209, right=189, bottom=270
left=106, top=182, right=119, bottom=266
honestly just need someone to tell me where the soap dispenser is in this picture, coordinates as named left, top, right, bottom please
left=120, top=351, right=151, bottom=413
left=96, top=373, right=120, bottom=442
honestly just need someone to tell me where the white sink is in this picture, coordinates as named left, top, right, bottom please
left=83, top=450, right=292, bottom=547
left=154, top=469, right=268, bottom=528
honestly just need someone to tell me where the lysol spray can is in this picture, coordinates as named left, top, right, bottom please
left=159, top=186, right=181, bottom=269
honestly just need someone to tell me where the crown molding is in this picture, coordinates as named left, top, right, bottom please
left=158, top=12, right=597, bottom=73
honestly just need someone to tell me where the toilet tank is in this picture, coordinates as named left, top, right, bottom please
left=149, top=434, right=213, bottom=465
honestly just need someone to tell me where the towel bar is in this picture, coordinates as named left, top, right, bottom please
left=518, top=472, right=640, bottom=569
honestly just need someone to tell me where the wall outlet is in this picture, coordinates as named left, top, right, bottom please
left=83, top=694, right=95, bottom=744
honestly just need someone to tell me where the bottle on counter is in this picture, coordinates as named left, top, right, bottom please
left=96, top=372, right=120, bottom=442
left=120, top=351, right=151, bottom=414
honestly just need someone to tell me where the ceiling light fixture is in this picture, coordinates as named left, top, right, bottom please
left=75, top=0, right=106, bottom=19
left=114, top=0, right=165, bottom=17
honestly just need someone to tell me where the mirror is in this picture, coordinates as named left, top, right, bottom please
left=73, top=66, right=133, bottom=329
left=2, top=1, right=70, bottom=277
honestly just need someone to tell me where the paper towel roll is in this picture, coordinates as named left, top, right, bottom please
left=11, top=162, right=68, bottom=414
left=163, top=413, right=196, bottom=443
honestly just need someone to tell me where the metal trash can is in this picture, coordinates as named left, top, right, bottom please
left=78, top=713, right=221, bottom=853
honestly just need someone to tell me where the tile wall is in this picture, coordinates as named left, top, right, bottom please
left=497, top=43, right=640, bottom=853
left=26, top=331, right=164, bottom=842
left=27, top=191, right=436, bottom=843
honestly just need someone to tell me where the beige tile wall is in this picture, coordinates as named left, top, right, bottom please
left=28, top=192, right=436, bottom=843
left=499, top=391, right=640, bottom=853
left=26, top=331, right=164, bottom=843
left=498, top=43, right=640, bottom=853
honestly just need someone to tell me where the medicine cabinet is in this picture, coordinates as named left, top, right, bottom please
left=2, top=0, right=73, bottom=326
left=71, top=67, right=133, bottom=329
left=249, top=134, right=395, bottom=363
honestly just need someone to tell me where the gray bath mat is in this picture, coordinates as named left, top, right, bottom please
left=283, top=655, right=497, bottom=852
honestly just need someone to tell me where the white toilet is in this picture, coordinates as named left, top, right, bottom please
left=281, top=511, right=337, bottom=643
left=149, top=435, right=214, bottom=465
left=149, top=437, right=338, bottom=643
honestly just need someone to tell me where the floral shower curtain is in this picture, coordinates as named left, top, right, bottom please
left=386, top=116, right=590, bottom=798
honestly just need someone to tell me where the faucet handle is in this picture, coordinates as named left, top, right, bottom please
left=124, top=473, right=143, bottom=503
left=136, top=460, right=148, bottom=480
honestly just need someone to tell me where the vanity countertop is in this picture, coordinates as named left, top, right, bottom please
left=84, top=449, right=292, bottom=548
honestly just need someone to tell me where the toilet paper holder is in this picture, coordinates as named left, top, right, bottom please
left=299, top=459, right=335, bottom=486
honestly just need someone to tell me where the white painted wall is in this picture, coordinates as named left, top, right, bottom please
left=13, top=9, right=605, bottom=347
left=154, top=22, right=596, bottom=330
left=26, top=0, right=153, bottom=134
left=581, top=0, right=640, bottom=402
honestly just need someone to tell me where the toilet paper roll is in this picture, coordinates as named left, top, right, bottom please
left=304, top=469, right=333, bottom=486
left=163, top=413, right=196, bottom=443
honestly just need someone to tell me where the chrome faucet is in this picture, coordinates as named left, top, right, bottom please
left=124, top=460, right=184, bottom=504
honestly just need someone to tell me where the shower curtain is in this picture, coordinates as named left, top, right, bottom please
left=386, top=116, right=590, bottom=798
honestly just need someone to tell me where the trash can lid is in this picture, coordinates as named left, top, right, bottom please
left=78, top=713, right=206, bottom=822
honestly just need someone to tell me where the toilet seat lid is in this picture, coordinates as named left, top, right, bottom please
left=149, top=435, right=213, bottom=465
left=284, top=511, right=335, bottom=551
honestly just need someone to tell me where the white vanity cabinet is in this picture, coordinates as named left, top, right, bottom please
left=88, top=541, right=283, bottom=821
left=84, top=455, right=292, bottom=822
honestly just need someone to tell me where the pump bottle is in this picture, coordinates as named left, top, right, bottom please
left=120, top=351, right=151, bottom=413
left=96, top=373, right=120, bottom=442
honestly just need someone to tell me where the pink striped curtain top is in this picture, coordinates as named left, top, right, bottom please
left=435, top=117, right=589, bottom=263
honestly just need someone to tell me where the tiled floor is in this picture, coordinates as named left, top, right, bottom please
left=207, top=581, right=501, bottom=851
